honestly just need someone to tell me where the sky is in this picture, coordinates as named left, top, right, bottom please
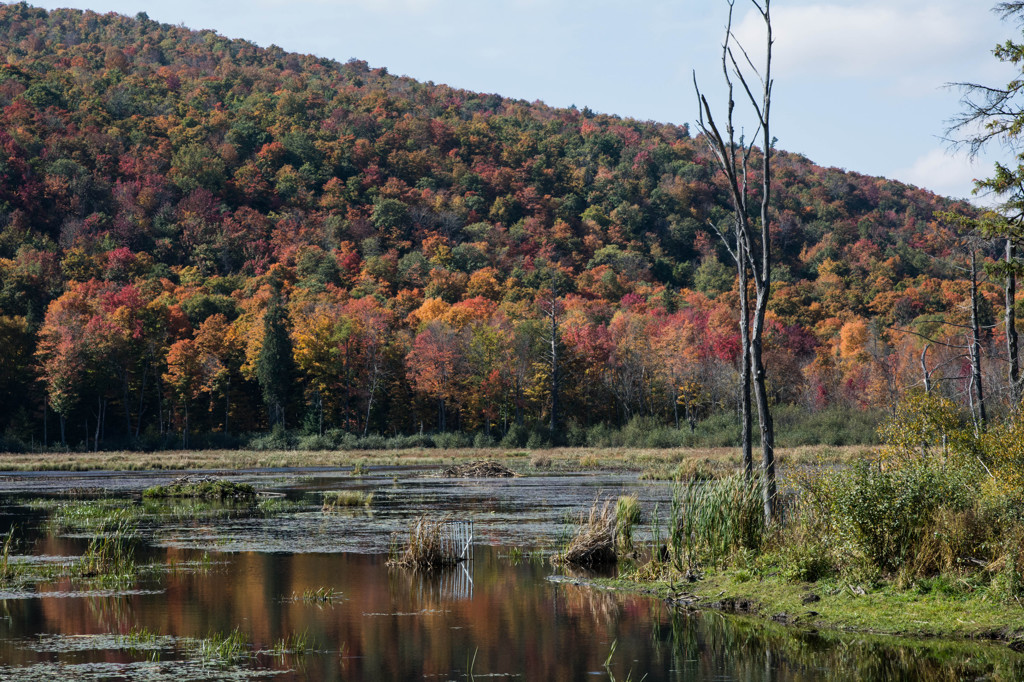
left=19, top=0, right=1022, bottom=204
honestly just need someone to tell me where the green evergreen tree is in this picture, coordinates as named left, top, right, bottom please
left=257, top=290, right=294, bottom=428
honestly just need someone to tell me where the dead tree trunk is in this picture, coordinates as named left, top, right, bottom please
left=1007, top=239, right=1021, bottom=405
left=737, top=241, right=753, bottom=479
left=545, top=291, right=560, bottom=436
left=970, top=248, right=987, bottom=427
left=694, top=0, right=776, bottom=519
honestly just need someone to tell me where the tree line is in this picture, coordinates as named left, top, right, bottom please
left=0, top=3, right=1018, bottom=456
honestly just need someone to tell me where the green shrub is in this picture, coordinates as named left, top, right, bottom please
left=359, top=434, right=388, bottom=450
left=473, top=432, right=495, bottom=448
left=433, top=432, right=470, bottom=449
left=830, top=458, right=979, bottom=573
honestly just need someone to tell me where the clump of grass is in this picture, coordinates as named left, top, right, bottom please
left=578, top=454, right=600, bottom=469
left=121, top=626, right=165, bottom=651
left=269, top=630, right=314, bottom=656
left=555, top=499, right=617, bottom=568
left=143, top=478, right=257, bottom=501
left=299, top=586, right=342, bottom=603
left=0, top=527, right=16, bottom=583
left=615, top=495, right=642, bottom=555
left=669, top=474, right=766, bottom=571
left=640, top=458, right=719, bottom=482
left=350, top=462, right=368, bottom=476
left=187, top=628, right=251, bottom=666
left=388, top=515, right=464, bottom=569
left=531, top=454, right=552, bottom=469
left=79, top=517, right=138, bottom=580
left=46, top=499, right=146, bottom=533
left=322, top=490, right=373, bottom=510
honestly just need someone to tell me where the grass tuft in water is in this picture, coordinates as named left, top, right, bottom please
left=615, top=495, right=642, bottom=555
left=299, top=586, right=342, bottom=603
left=388, top=515, right=465, bottom=569
left=187, top=627, right=251, bottom=666
left=268, top=630, right=315, bottom=656
left=322, top=490, right=373, bottom=510
left=555, top=499, right=617, bottom=568
left=79, top=517, right=138, bottom=582
left=143, top=479, right=257, bottom=501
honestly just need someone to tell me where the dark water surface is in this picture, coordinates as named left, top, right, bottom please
left=0, top=468, right=1018, bottom=680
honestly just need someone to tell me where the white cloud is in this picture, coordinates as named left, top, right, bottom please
left=734, top=2, right=980, bottom=80
left=896, top=147, right=987, bottom=202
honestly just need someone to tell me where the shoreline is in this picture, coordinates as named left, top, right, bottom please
left=595, top=569, right=1024, bottom=646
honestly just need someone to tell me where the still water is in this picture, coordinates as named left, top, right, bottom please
left=0, top=467, right=1017, bottom=680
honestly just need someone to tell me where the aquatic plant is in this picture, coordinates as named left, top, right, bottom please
left=142, top=479, right=257, bottom=501
left=555, top=499, right=617, bottom=568
left=615, top=495, right=642, bottom=555
left=322, top=490, right=373, bottom=509
left=0, top=527, right=16, bottom=583
left=268, top=630, right=314, bottom=656
left=299, top=586, right=342, bottom=603
left=388, top=515, right=466, bottom=569
left=79, top=517, right=138, bottom=581
left=669, top=474, right=766, bottom=571
left=187, top=627, right=251, bottom=666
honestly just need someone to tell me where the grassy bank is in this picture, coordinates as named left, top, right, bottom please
left=591, top=393, right=1024, bottom=645
left=603, top=570, right=1024, bottom=641
left=0, top=444, right=872, bottom=473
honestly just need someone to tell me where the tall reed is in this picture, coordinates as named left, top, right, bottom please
left=388, top=515, right=464, bottom=568
left=615, top=495, right=642, bottom=554
left=669, top=474, right=766, bottom=570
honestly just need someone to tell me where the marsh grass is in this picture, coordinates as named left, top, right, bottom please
left=299, top=586, right=342, bottom=603
left=79, top=517, right=138, bottom=581
left=322, top=490, right=373, bottom=510
left=556, top=499, right=617, bottom=568
left=388, top=515, right=464, bottom=569
left=187, top=627, right=251, bottom=666
left=669, top=474, right=766, bottom=571
left=615, top=495, right=642, bottom=555
left=45, top=499, right=145, bottom=533
left=0, top=444, right=873, bottom=475
left=0, top=527, right=16, bottom=583
left=268, top=630, right=314, bottom=657
left=142, top=479, right=257, bottom=501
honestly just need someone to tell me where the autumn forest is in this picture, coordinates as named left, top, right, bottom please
left=0, top=3, right=1001, bottom=452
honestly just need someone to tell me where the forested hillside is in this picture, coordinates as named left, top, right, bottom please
left=0, top=3, right=994, bottom=450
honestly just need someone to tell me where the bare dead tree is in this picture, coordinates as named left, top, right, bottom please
left=538, top=280, right=562, bottom=438
left=694, top=0, right=776, bottom=520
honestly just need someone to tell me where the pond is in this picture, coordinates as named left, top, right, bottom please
left=0, top=467, right=1018, bottom=680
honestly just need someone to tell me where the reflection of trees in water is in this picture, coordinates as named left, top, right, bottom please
left=667, top=609, right=1024, bottom=682
left=556, top=581, right=620, bottom=628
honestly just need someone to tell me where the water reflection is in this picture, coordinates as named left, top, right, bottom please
left=0, top=473, right=1018, bottom=680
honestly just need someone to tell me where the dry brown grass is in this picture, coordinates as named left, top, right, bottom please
left=555, top=499, right=617, bottom=568
left=0, top=445, right=877, bottom=473
left=388, top=515, right=464, bottom=569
